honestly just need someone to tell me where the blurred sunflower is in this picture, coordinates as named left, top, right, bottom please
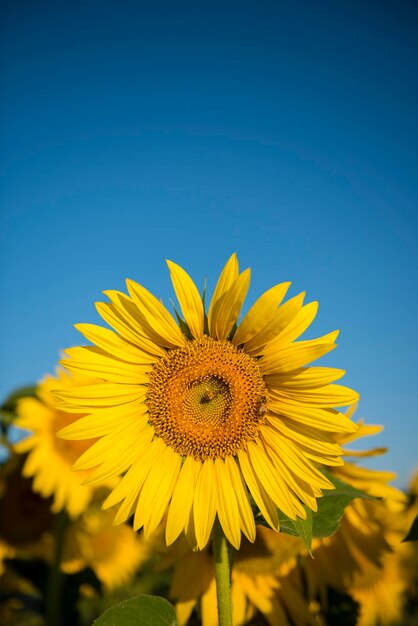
left=14, top=370, right=98, bottom=518
left=61, top=490, right=150, bottom=590
left=164, top=525, right=314, bottom=626
left=302, top=412, right=411, bottom=625
left=57, top=254, right=358, bottom=549
left=344, top=463, right=418, bottom=626
left=349, top=548, right=411, bottom=626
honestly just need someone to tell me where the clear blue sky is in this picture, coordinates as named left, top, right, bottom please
left=1, top=1, right=417, bottom=487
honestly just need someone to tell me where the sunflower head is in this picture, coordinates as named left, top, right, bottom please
left=57, top=254, right=359, bottom=549
left=61, top=489, right=150, bottom=590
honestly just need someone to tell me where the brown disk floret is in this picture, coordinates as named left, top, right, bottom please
left=146, top=336, right=268, bottom=461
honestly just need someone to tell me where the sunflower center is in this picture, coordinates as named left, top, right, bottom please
left=146, top=336, right=268, bottom=461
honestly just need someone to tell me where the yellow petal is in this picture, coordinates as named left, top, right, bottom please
left=167, top=260, right=204, bottom=339
left=268, top=402, right=358, bottom=433
left=243, top=292, right=305, bottom=355
left=259, top=336, right=338, bottom=374
left=342, top=446, right=387, bottom=458
left=102, top=291, right=167, bottom=356
left=237, top=450, right=279, bottom=531
left=214, top=269, right=251, bottom=340
left=135, top=446, right=182, bottom=538
left=126, top=279, right=186, bottom=348
left=231, top=579, right=248, bottom=626
left=75, top=323, right=154, bottom=364
left=16, top=397, right=52, bottom=425
left=103, top=437, right=166, bottom=511
left=272, top=300, right=318, bottom=345
left=13, top=435, right=36, bottom=454
left=269, top=383, right=359, bottom=407
left=176, top=599, right=198, bottom=626
left=73, top=419, right=146, bottom=471
left=208, top=253, right=239, bottom=335
left=193, top=459, right=217, bottom=550
left=265, top=367, right=345, bottom=389
left=335, top=462, right=397, bottom=485
left=264, top=328, right=339, bottom=357
left=262, top=442, right=319, bottom=512
left=83, top=426, right=154, bottom=485
left=55, top=383, right=147, bottom=409
left=96, top=300, right=166, bottom=357
left=339, top=420, right=383, bottom=445
left=224, top=456, right=256, bottom=542
left=260, top=424, right=335, bottom=489
left=166, top=456, right=202, bottom=545
left=247, top=440, right=305, bottom=519
left=61, top=347, right=151, bottom=385
left=184, top=508, right=198, bottom=551
left=304, top=450, right=344, bottom=467
left=112, top=488, right=139, bottom=526
left=58, top=402, right=148, bottom=440
left=201, top=578, right=218, bottom=626
left=214, top=458, right=241, bottom=549
left=232, top=282, right=291, bottom=346
left=266, top=415, right=343, bottom=456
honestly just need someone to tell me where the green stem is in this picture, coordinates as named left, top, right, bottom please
left=212, top=518, right=233, bottom=626
left=46, top=511, right=68, bottom=626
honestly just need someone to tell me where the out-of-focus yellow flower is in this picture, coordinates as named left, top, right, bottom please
left=303, top=412, right=411, bottom=626
left=349, top=547, right=411, bottom=626
left=162, top=525, right=313, bottom=626
left=61, top=491, right=150, bottom=590
left=14, top=370, right=98, bottom=518
left=57, top=254, right=358, bottom=550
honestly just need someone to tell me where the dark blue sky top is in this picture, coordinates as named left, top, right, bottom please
left=1, top=0, right=417, bottom=485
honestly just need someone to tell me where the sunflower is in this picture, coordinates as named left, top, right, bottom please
left=163, top=525, right=313, bottom=626
left=57, top=254, right=358, bottom=549
left=349, top=548, right=412, bottom=626
left=14, top=370, right=98, bottom=518
left=301, top=413, right=411, bottom=624
left=61, top=489, right=150, bottom=590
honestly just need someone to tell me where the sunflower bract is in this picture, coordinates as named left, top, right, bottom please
left=57, top=254, right=359, bottom=549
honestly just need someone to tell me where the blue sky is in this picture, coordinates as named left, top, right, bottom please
left=1, top=0, right=417, bottom=487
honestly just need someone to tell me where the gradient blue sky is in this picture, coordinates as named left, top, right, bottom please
left=1, top=1, right=417, bottom=486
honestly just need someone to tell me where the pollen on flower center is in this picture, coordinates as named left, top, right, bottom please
left=146, top=336, right=268, bottom=461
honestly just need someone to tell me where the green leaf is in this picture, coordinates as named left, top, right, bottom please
left=253, top=471, right=373, bottom=549
left=312, top=472, right=375, bottom=540
left=93, top=595, right=178, bottom=626
left=1, top=386, right=37, bottom=413
left=170, top=301, right=192, bottom=339
left=202, top=277, right=209, bottom=335
left=289, top=508, right=313, bottom=553
left=402, top=515, right=418, bottom=542
left=1, top=385, right=37, bottom=437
